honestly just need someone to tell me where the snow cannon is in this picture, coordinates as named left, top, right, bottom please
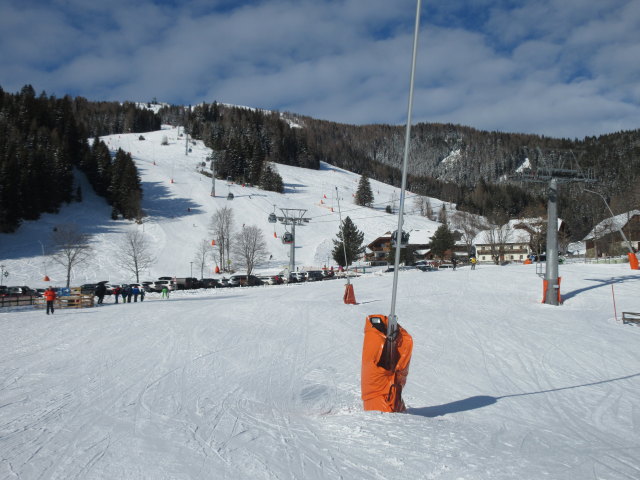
left=361, top=315, right=413, bottom=412
left=343, top=283, right=356, bottom=304
left=628, top=252, right=639, bottom=270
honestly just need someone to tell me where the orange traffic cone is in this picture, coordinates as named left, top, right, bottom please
left=344, top=283, right=356, bottom=304
left=628, top=252, right=639, bottom=270
left=215, top=265, right=220, bottom=274
left=43, top=275, right=50, bottom=282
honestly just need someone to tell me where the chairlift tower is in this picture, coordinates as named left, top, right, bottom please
left=276, top=208, right=309, bottom=275
left=510, top=148, right=596, bottom=305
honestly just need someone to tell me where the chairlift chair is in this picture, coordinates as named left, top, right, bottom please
left=227, top=192, right=234, bottom=200
left=268, top=213, right=277, bottom=223
left=282, top=232, right=294, bottom=244
left=391, top=230, right=410, bottom=248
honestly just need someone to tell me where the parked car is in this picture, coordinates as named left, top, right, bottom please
left=0, top=285, right=9, bottom=296
left=228, top=274, right=263, bottom=287
left=80, top=283, right=99, bottom=295
left=175, top=277, right=200, bottom=290
left=141, top=281, right=154, bottom=292
left=304, top=271, right=324, bottom=282
left=152, top=280, right=175, bottom=292
left=259, top=275, right=284, bottom=285
left=290, top=272, right=306, bottom=283
left=199, top=278, right=220, bottom=289
left=218, top=277, right=231, bottom=288
left=7, top=286, right=40, bottom=297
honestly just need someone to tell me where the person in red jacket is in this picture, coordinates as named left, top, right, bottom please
left=43, top=286, right=56, bottom=315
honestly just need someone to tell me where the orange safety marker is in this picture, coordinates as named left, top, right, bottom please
left=344, top=283, right=356, bottom=304
left=361, top=315, right=413, bottom=412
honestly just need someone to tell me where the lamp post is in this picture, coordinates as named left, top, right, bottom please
left=190, top=262, right=193, bottom=277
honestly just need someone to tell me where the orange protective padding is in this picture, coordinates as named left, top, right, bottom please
left=524, top=259, right=532, bottom=265
left=361, top=315, right=413, bottom=412
left=344, top=283, right=357, bottom=304
left=628, top=252, right=639, bottom=270
left=542, top=277, right=562, bottom=304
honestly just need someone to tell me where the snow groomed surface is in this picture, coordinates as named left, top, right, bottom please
left=1, top=262, right=639, bottom=479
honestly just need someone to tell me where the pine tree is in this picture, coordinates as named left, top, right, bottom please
left=430, top=224, right=455, bottom=260
left=355, top=175, right=374, bottom=206
left=332, top=216, right=364, bottom=267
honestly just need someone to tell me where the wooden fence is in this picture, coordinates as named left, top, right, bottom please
left=34, top=295, right=95, bottom=310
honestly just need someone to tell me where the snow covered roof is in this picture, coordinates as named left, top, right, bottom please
left=582, top=210, right=640, bottom=241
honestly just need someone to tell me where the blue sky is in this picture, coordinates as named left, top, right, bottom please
left=1, top=0, right=639, bottom=138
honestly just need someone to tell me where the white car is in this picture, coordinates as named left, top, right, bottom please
left=152, top=280, right=175, bottom=292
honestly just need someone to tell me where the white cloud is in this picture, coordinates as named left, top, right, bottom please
left=0, top=0, right=638, bottom=138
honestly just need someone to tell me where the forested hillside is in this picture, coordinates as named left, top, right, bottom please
left=2, top=85, right=638, bottom=241
left=0, top=85, right=155, bottom=232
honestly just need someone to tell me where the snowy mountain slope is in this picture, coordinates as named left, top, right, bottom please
left=1, top=262, right=639, bottom=479
left=1, top=126, right=640, bottom=478
left=0, top=126, right=445, bottom=288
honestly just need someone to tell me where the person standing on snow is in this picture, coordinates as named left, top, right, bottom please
left=132, top=285, right=140, bottom=302
left=140, top=287, right=145, bottom=302
left=161, top=285, right=169, bottom=299
left=113, top=285, right=121, bottom=303
left=470, top=256, right=477, bottom=270
left=451, top=257, right=458, bottom=271
left=44, top=286, right=56, bottom=315
left=95, top=283, right=107, bottom=304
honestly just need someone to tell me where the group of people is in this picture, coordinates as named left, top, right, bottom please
left=110, top=285, right=146, bottom=304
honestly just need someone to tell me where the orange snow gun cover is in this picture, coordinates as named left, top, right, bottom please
left=361, top=315, right=413, bottom=412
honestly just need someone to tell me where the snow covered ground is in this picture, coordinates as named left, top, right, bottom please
left=1, top=128, right=639, bottom=479
left=1, top=262, right=639, bottom=479
left=0, top=126, right=445, bottom=288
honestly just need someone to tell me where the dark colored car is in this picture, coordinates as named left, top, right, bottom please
left=200, top=278, right=220, bottom=288
left=80, top=283, right=99, bottom=295
left=228, top=274, right=263, bottom=287
left=0, top=285, right=8, bottom=296
left=7, top=286, right=40, bottom=296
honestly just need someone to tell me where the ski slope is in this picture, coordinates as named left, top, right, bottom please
left=1, top=263, right=639, bottom=479
left=1, top=127, right=639, bottom=479
left=0, top=126, right=444, bottom=288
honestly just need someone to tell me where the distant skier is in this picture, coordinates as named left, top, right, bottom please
left=161, top=285, right=169, bottom=299
left=451, top=257, right=458, bottom=271
left=44, top=286, right=56, bottom=315
left=470, top=257, right=477, bottom=270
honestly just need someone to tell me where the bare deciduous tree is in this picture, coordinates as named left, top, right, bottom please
left=232, top=225, right=269, bottom=275
left=50, top=224, right=93, bottom=288
left=193, top=239, right=212, bottom=279
left=451, top=210, right=487, bottom=255
left=210, top=206, right=234, bottom=272
left=116, top=230, right=156, bottom=282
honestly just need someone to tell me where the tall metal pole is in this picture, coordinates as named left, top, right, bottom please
left=388, top=0, right=422, bottom=335
left=544, top=178, right=560, bottom=305
left=210, top=154, right=216, bottom=197
left=335, top=186, right=351, bottom=284
left=584, top=189, right=635, bottom=253
left=290, top=222, right=296, bottom=274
